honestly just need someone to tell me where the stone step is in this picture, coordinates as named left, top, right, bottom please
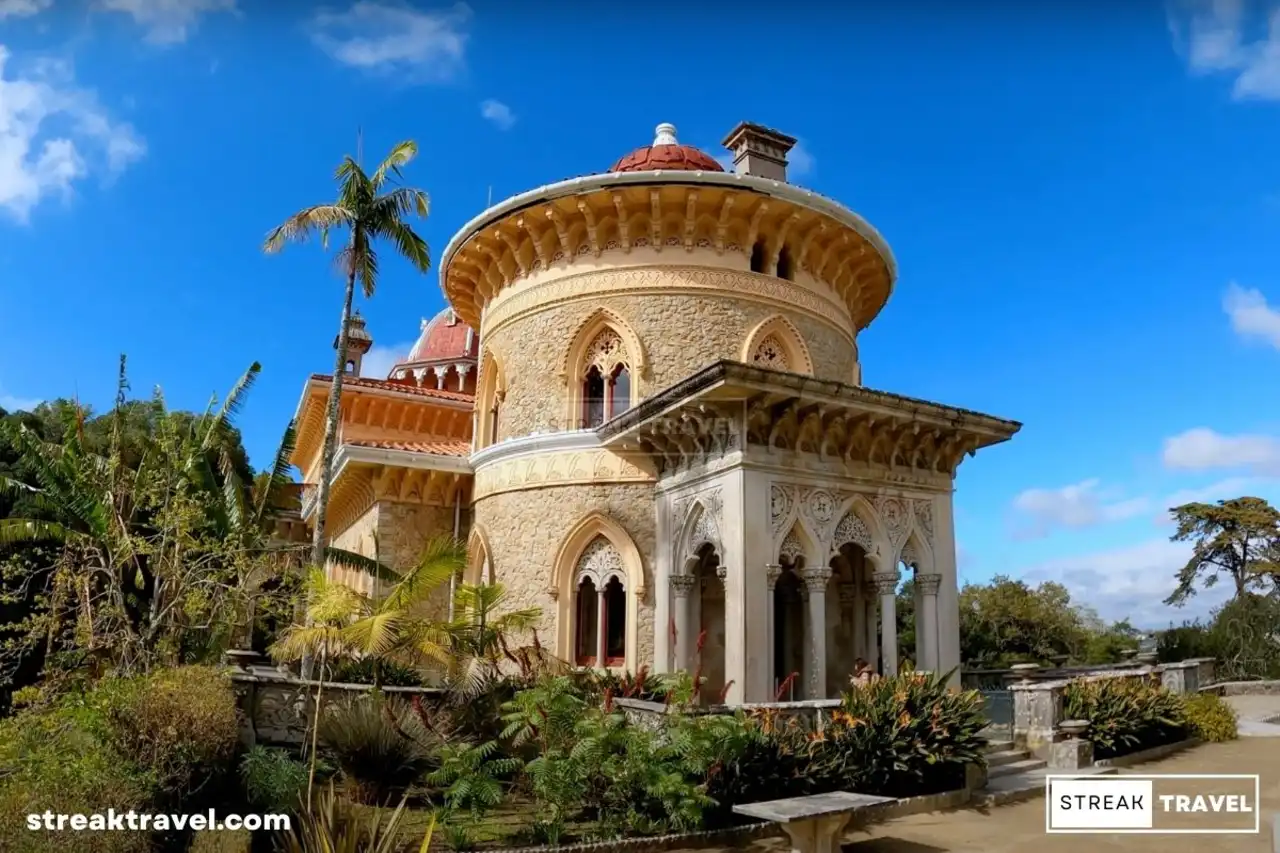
left=987, top=758, right=1048, bottom=779
left=974, top=765, right=1117, bottom=808
left=986, top=748, right=1031, bottom=768
left=982, top=739, right=1015, bottom=754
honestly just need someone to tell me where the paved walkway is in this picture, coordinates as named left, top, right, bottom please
left=675, top=738, right=1280, bottom=853
left=1225, top=694, right=1280, bottom=737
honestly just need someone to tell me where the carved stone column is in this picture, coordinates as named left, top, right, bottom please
left=861, top=581, right=878, bottom=671
left=765, top=564, right=783, bottom=692
left=800, top=566, right=833, bottom=699
left=873, top=571, right=900, bottom=676
left=670, top=575, right=697, bottom=672
left=916, top=573, right=942, bottom=672
left=595, top=585, right=608, bottom=667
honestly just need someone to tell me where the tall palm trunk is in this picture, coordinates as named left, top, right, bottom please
left=302, top=262, right=358, bottom=677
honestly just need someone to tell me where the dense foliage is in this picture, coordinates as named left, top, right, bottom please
left=0, top=666, right=240, bottom=852
left=1182, top=692, right=1239, bottom=743
left=1062, top=676, right=1188, bottom=759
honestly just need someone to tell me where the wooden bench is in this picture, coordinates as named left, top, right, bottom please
left=734, top=791, right=896, bottom=853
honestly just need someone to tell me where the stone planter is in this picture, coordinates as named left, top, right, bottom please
left=1051, top=719, right=1094, bottom=770
left=1010, top=663, right=1039, bottom=684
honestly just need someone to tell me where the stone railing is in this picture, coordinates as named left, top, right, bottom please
left=226, top=658, right=444, bottom=747
left=615, top=697, right=841, bottom=734
left=1010, top=657, right=1215, bottom=760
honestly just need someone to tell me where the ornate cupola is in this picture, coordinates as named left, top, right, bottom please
left=337, top=313, right=373, bottom=376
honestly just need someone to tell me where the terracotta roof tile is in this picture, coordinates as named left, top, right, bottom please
left=309, top=374, right=475, bottom=403
left=348, top=438, right=471, bottom=457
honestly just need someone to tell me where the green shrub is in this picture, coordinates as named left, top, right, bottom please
left=0, top=697, right=152, bottom=853
left=329, top=657, right=423, bottom=687
left=240, top=746, right=308, bottom=812
left=798, top=671, right=988, bottom=797
left=1063, top=675, right=1187, bottom=759
left=319, top=697, right=439, bottom=804
left=1183, top=692, right=1238, bottom=742
left=95, top=666, right=240, bottom=804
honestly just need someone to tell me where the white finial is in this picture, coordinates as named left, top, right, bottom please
left=654, top=123, right=678, bottom=146
left=420, top=317, right=430, bottom=331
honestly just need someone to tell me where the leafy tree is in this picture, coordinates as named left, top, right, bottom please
left=263, top=140, right=432, bottom=575
left=1166, top=497, right=1280, bottom=605
left=959, top=576, right=1087, bottom=666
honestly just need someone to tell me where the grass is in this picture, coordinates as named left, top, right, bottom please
left=346, top=795, right=600, bottom=850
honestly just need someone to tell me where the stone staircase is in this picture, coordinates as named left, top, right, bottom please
left=973, top=737, right=1116, bottom=807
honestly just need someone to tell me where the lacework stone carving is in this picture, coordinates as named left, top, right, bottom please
left=574, top=536, right=625, bottom=587
left=765, top=564, right=784, bottom=591
left=584, top=328, right=629, bottom=374
left=831, top=511, right=872, bottom=554
left=752, top=334, right=790, bottom=371
left=899, top=541, right=920, bottom=569
left=779, top=529, right=805, bottom=564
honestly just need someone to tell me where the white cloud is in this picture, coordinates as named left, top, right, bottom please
left=479, top=98, right=514, bottom=130
left=788, top=141, right=815, bottom=178
left=0, top=0, right=51, bottom=19
left=1022, top=537, right=1230, bottom=627
left=96, top=0, right=237, bottom=45
left=0, top=47, right=146, bottom=222
left=1162, top=427, right=1280, bottom=475
left=1224, top=282, right=1280, bottom=349
left=1011, top=478, right=1150, bottom=538
left=1155, top=476, right=1260, bottom=524
left=309, top=1, right=470, bottom=81
left=0, top=390, right=41, bottom=412
left=1168, top=0, right=1280, bottom=100
left=359, top=342, right=413, bottom=380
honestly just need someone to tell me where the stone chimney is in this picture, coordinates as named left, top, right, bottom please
left=721, top=122, right=798, bottom=182
left=336, top=312, right=373, bottom=376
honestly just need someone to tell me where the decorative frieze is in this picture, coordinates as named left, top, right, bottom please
left=472, top=448, right=653, bottom=500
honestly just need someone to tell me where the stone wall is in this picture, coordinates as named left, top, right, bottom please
left=229, top=669, right=444, bottom=748
left=484, top=277, right=855, bottom=442
left=475, top=483, right=656, bottom=669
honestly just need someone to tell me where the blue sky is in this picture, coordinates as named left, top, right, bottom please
left=2, top=0, right=1279, bottom=627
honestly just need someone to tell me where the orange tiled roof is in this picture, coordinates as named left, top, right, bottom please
left=310, top=374, right=475, bottom=403
left=347, top=438, right=471, bottom=457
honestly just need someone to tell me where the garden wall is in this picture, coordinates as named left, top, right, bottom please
left=228, top=667, right=444, bottom=747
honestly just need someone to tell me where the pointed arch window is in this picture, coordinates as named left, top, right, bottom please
left=580, top=329, right=632, bottom=428
left=573, top=536, right=627, bottom=666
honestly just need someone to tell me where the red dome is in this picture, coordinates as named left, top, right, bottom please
left=609, top=123, right=724, bottom=174
left=404, top=308, right=478, bottom=364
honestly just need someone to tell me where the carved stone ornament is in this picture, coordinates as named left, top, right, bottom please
left=899, top=541, right=920, bottom=569
left=574, top=536, right=625, bottom=587
left=875, top=496, right=911, bottom=548
left=914, top=499, right=935, bottom=538
left=765, top=563, right=784, bottom=590
left=800, top=566, right=833, bottom=592
left=916, top=573, right=942, bottom=596
left=770, top=483, right=794, bottom=535
left=670, top=574, right=698, bottom=597
left=804, top=489, right=837, bottom=527
left=752, top=334, right=790, bottom=371
left=872, top=570, right=900, bottom=597
left=584, top=328, right=629, bottom=374
left=831, top=511, right=872, bottom=554
left=779, top=529, right=805, bottom=564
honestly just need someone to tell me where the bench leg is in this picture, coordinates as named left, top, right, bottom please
left=780, top=815, right=853, bottom=853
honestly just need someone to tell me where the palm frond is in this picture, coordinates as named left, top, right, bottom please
left=372, top=218, right=431, bottom=274
left=370, top=140, right=419, bottom=188
left=264, top=205, right=355, bottom=253
left=0, top=517, right=72, bottom=547
left=252, top=420, right=298, bottom=528
left=324, top=547, right=400, bottom=582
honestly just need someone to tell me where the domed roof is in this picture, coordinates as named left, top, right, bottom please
left=404, top=308, right=478, bottom=364
left=609, top=123, right=724, bottom=174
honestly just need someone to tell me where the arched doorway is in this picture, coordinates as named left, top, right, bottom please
left=690, top=542, right=726, bottom=704
left=773, top=560, right=805, bottom=699
left=829, top=543, right=871, bottom=690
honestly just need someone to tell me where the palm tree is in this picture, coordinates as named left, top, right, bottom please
left=263, top=140, right=432, bottom=575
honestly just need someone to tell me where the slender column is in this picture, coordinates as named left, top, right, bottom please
left=765, top=564, right=783, bottom=692
left=874, top=571, right=900, bottom=676
left=838, top=582, right=858, bottom=674
left=800, top=567, right=833, bottom=699
left=862, top=582, right=879, bottom=671
left=916, top=573, right=942, bottom=672
left=595, top=586, right=608, bottom=667
left=670, top=575, right=697, bottom=672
